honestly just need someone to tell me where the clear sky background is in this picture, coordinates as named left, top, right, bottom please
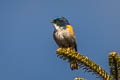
left=1, top=0, right=120, bottom=80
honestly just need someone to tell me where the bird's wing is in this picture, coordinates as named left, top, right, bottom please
left=64, top=25, right=77, bottom=51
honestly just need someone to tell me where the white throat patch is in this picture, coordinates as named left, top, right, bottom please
left=53, top=24, right=64, bottom=31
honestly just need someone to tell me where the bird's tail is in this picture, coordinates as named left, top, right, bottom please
left=70, top=60, right=80, bottom=70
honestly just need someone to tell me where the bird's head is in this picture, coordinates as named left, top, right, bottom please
left=51, top=17, right=70, bottom=30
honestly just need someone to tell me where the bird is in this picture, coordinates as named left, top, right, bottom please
left=51, top=17, right=80, bottom=70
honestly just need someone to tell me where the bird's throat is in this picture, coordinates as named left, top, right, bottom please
left=53, top=24, right=64, bottom=31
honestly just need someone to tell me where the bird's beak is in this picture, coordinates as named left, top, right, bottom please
left=50, top=20, right=54, bottom=23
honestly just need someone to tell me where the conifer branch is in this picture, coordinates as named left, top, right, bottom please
left=56, top=48, right=111, bottom=80
left=74, top=77, right=86, bottom=80
left=109, top=52, right=120, bottom=80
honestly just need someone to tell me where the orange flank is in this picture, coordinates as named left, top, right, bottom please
left=66, top=25, right=74, bottom=36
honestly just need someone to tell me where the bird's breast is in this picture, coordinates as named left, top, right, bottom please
left=54, top=30, right=64, bottom=40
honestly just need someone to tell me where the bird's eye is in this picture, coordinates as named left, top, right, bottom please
left=59, top=19, right=64, bottom=22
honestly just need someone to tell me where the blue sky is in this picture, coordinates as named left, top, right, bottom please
left=1, top=0, right=120, bottom=80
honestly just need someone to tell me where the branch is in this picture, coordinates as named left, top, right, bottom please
left=56, top=48, right=111, bottom=80
left=74, top=77, right=86, bottom=80
left=109, top=52, right=120, bottom=80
